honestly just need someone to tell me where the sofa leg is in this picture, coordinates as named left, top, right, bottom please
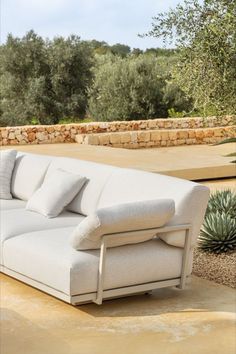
left=94, top=238, right=107, bottom=305
left=93, top=298, right=103, bottom=305
left=178, top=227, right=191, bottom=290
left=177, top=282, right=186, bottom=290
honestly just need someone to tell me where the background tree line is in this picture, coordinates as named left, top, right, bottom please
left=0, top=0, right=235, bottom=126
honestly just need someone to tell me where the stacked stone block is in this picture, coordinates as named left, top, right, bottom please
left=75, top=126, right=236, bottom=149
left=0, top=116, right=235, bottom=147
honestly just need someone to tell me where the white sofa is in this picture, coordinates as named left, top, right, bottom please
left=0, top=151, right=210, bottom=305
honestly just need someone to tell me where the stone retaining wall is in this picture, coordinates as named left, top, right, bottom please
left=76, top=126, right=236, bottom=149
left=0, top=116, right=235, bottom=146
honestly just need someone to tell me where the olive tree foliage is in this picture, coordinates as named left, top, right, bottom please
left=88, top=54, right=190, bottom=121
left=146, top=0, right=236, bottom=115
left=0, top=31, right=93, bottom=126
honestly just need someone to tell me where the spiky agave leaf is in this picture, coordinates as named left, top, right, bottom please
left=224, top=154, right=236, bottom=163
left=214, top=137, right=236, bottom=163
left=206, top=190, right=236, bottom=219
left=224, top=152, right=236, bottom=157
left=199, top=212, right=236, bottom=254
left=214, top=137, right=236, bottom=145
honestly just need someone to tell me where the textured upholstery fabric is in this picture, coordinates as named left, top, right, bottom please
left=0, top=198, right=26, bottom=210
left=0, top=208, right=84, bottom=245
left=0, top=150, right=17, bottom=199
left=2, top=227, right=185, bottom=295
left=11, top=153, right=52, bottom=200
left=1, top=152, right=209, bottom=300
left=71, top=199, right=175, bottom=250
left=45, top=157, right=118, bottom=216
left=26, top=169, right=86, bottom=218
left=98, top=169, right=210, bottom=248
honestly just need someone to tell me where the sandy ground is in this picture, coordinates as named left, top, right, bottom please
left=1, top=274, right=236, bottom=354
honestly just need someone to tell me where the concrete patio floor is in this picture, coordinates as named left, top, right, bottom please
left=1, top=142, right=235, bottom=180
left=0, top=274, right=235, bottom=354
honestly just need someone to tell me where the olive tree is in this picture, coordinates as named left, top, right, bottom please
left=88, top=54, right=189, bottom=121
left=146, top=0, right=236, bottom=115
left=0, top=31, right=93, bottom=126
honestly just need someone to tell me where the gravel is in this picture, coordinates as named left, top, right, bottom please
left=193, top=248, right=236, bottom=288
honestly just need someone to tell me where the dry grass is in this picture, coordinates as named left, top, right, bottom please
left=193, top=248, right=236, bottom=288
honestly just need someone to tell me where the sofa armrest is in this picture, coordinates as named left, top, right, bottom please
left=70, top=199, right=175, bottom=250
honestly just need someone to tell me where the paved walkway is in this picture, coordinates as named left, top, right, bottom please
left=1, top=274, right=235, bottom=354
left=2, top=142, right=235, bottom=180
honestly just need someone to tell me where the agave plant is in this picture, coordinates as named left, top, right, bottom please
left=199, top=189, right=236, bottom=254
left=199, top=212, right=236, bottom=253
left=206, top=189, right=236, bottom=219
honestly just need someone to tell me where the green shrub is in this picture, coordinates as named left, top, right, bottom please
left=199, top=190, right=236, bottom=253
left=167, top=108, right=185, bottom=118
left=88, top=55, right=190, bottom=121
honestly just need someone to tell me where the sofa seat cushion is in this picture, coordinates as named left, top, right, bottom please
left=0, top=198, right=26, bottom=211
left=2, top=227, right=185, bottom=296
left=0, top=208, right=84, bottom=245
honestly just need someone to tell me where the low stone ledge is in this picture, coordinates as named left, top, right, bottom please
left=0, top=116, right=235, bottom=146
left=75, top=126, right=236, bottom=149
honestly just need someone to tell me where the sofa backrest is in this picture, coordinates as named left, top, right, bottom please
left=97, top=168, right=209, bottom=248
left=11, top=153, right=52, bottom=201
left=11, top=152, right=209, bottom=248
left=44, top=157, right=119, bottom=216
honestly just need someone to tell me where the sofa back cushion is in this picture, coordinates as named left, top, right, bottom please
left=11, top=153, right=52, bottom=200
left=98, top=169, right=209, bottom=248
left=45, top=157, right=118, bottom=216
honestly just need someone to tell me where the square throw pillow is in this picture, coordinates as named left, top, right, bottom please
left=0, top=149, right=17, bottom=200
left=26, top=169, right=87, bottom=218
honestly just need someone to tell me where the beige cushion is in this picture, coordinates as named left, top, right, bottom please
left=26, top=169, right=86, bottom=218
left=0, top=150, right=17, bottom=199
left=70, top=199, right=175, bottom=250
left=44, top=157, right=118, bottom=216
